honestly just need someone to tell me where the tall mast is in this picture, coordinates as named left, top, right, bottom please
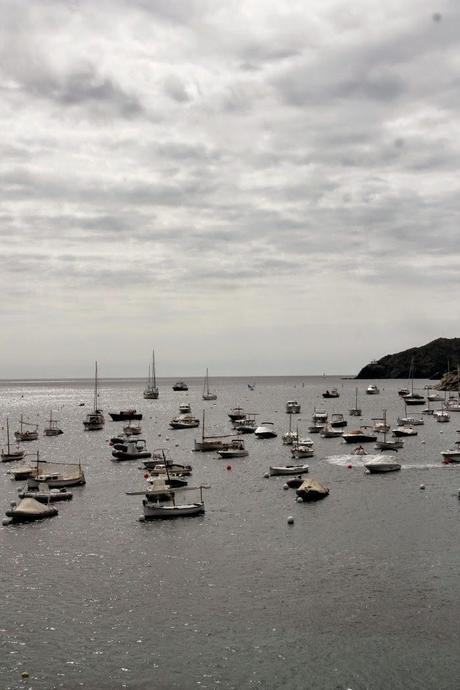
left=152, top=349, right=156, bottom=388
left=94, top=361, right=98, bottom=411
left=6, top=417, right=10, bottom=454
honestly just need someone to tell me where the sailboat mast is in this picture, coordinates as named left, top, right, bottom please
left=6, top=417, right=10, bottom=454
left=94, top=361, right=98, bottom=411
left=152, top=350, right=156, bottom=388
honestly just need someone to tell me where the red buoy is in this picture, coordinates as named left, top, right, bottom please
left=226, top=465, right=232, bottom=471
left=347, top=464, right=353, bottom=469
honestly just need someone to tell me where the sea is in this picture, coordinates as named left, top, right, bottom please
left=0, top=376, right=459, bottom=690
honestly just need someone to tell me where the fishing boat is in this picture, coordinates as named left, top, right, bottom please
left=234, top=414, right=258, bottom=434
left=364, top=456, right=401, bottom=473
left=1, top=418, right=25, bottom=462
left=366, top=384, right=380, bottom=395
left=127, top=469, right=207, bottom=520
left=26, top=452, right=86, bottom=488
left=349, top=388, right=362, bottom=416
left=202, top=368, right=217, bottom=401
left=143, top=349, right=159, bottom=399
left=83, top=361, right=105, bottom=430
left=109, top=410, right=142, bottom=421
left=169, top=414, right=200, bottom=429
left=5, top=497, right=58, bottom=523
left=440, top=438, right=460, bottom=463
left=6, top=463, right=35, bottom=480
left=43, top=411, right=63, bottom=436
left=286, top=400, right=301, bottom=414
left=172, top=381, right=188, bottom=391
left=254, top=421, right=277, bottom=438
left=296, top=479, right=329, bottom=501
left=143, top=449, right=192, bottom=475
left=374, top=410, right=404, bottom=450
left=322, top=388, right=339, bottom=399
left=112, top=438, right=152, bottom=461
left=291, top=440, right=315, bottom=459
left=269, top=464, right=309, bottom=476
left=342, top=428, right=378, bottom=443
left=193, top=411, right=231, bottom=451
left=217, top=439, right=248, bottom=458
left=14, top=415, right=38, bottom=442
left=18, top=482, right=73, bottom=502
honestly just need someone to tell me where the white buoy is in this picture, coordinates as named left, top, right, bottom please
left=283, top=484, right=289, bottom=490
left=287, top=516, right=294, bottom=524
left=421, top=440, right=425, bottom=444
left=296, top=496, right=303, bottom=503
left=420, top=484, right=425, bottom=490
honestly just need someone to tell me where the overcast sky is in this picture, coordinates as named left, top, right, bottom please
left=0, top=0, right=458, bottom=377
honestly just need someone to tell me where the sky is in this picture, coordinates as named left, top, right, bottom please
left=1, top=0, right=459, bottom=378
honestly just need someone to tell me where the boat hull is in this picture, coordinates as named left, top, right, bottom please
left=109, top=412, right=142, bottom=421
left=141, top=502, right=204, bottom=519
left=269, top=465, right=309, bottom=476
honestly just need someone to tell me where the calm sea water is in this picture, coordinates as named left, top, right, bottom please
left=1, top=376, right=459, bottom=690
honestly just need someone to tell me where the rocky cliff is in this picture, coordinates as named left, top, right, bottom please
left=356, top=338, right=460, bottom=380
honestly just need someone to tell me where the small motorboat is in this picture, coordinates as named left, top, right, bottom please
left=397, top=416, right=424, bottom=426
left=5, top=497, right=58, bottom=523
left=109, top=410, right=142, bottom=421
left=285, top=475, right=306, bottom=489
left=269, top=464, right=309, bottom=476
left=330, top=413, right=347, bottom=428
left=342, top=428, right=378, bottom=444
left=217, top=439, right=248, bottom=458
left=123, top=422, right=142, bottom=435
left=286, top=400, right=301, bottom=414
left=112, top=438, right=152, bottom=461
left=228, top=407, right=246, bottom=422
left=320, top=424, right=343, bottom=439
left=374, top=439, right=404, bottom=451
left=364, top=456, right=402, bottom=473
left=179, top=403, right=192, bottom=414
left=391, top=426, right=417, bottom=437
left=366, top=384, right=380, bottom=395
left=404, top=394, right=425, bottom=406
left=18, top=482, right=73, bottom=503
left=291, top=442, right=315, bottom=459
left=296, top=479, right=329, bottom=502
left=235, top=415, right=258, bottom=434
left=255, top=422, right=277, bottom=439
left=398, top=388, right=410, bottom=397
left=322, top=388, right=339, bottom=399
left=308, top=423, right=324, bottom=434
left=312, top=409, right=328, bottom=422
left=352, top=445, right=368, bottom=455
left=139, top=484, right=207, bottom=521
left=169, top=415, right=200, bottom=429
left=434, top=410, right=450, bottom=423
left=172, top=381, right=188, bottom=391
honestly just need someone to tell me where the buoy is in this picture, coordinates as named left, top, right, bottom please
left=264, top=472, right=269, bottom=478
left=226, top=465, right=232, bottom=471
left=421, top=440, right=425, bottom=444
left=143, top=473, right=149, bottom=479
left=420, top=484, right=425, bottom=490
left=21, top=671, right=29, bottom=679
left=347, top=464, right=353, bottom=469
left=283, top=484, right=289, bottom=490
left=287, top=516, right=294, bottom=524
left=296, top=496, right=303, bottom=503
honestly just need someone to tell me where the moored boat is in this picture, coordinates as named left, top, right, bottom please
left=322, top=388, right=339, bottom=399
left=112, top=438, right=152, bottom=461
left=217, top=439, right=248, bottom=458
left=286, top=400, right=301, bottom=414
left=342, top=428, right=378, bottom=443
left=169, top=414, right=200, bottom=429
left=43, top=411, right=63, bottom=436
left=296, top=479, right=329, bottom=501
left=254, top=421, right=277, bottom=438
left=143, top=349, right=159, bottom=399
left=172, top=381, right=188, bottom=391
left=109, top=410, right=142, bottom=421
left=1, top=418, right=25, bottom=462
left=364, top=456, right=401, bottom=473
left=269, top=464, right=309, bottom=476
left=5, top=497, right=58, bottom=523
left=14, top=415, right=38, bottom=442
left=83, top=362, right=105, bottom=430
left=366, top=384, right=380, bottom=395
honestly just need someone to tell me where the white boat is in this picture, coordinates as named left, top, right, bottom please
left=445, top=398, right=460, bottom=412
left=43, top=411, right=63, bottom=436
left=202, top=368, right=217, bottom=401
left=143, top=349, right=159, bottom=399
left=217, top=439, right=248, bottom=458
left=374, top=411, right=404, bottom=450
left=228, top=407, right=246, bottom=421
left=364, top=456, right=401, bottom=473
left=112, top=438, right=151, bottom=461
left=286, top=400, right=301, bottom=414
left=308, top=423, right=324, bottom=434
left=291, top=441, right=314, bottom=459
left=434, top=409, right=450, bottom=423
left=179, top=402, right=191, bottom=414
left=392, top=426, right=417, bottom=437
left=169, top=414, right=200, bottom=429
left=27, top=453, right=86, bottom=487
left=123, top=422, right=142, bottom=436
left=427, top=391, right=444, bottom=402
left=282, top=415, right=298, bottom=445
left=194, top=411, right=231, bottom=451
left=254, top=422, right=277, bottom=438
left=312, top=408, right=328, bottom=422
left=83, top=361, right=105, bottom=430
left=14, top=415, right=38, bottom=442
left=1, top=418, right=25, bottom=462
left=330, top=413, right=347, bottom=428
left=18, top=482, right=73, bottom=503
left=349, top=388, right=362, bottom=416
left=440, top=441, right=460, bottom=463
left=234, top=414, right=258, bottom=434
left=133, top=481, right=207, bottom=521
left=396, top=415, right=424, bottom=426
left=143, top=448, right=192, bottom=476
left=403, top=358, right=425, bottom=405
left=366, top=384, right=380, bottom=395
left=269, top=464, right=309, bottom=476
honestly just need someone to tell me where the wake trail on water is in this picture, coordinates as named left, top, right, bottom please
left=325, top=455, right=446, bottom=470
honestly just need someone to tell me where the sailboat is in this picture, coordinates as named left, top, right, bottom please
left=14, top=415, right=39, bottom=441
left=202, top=368, right=217, bottom=401
left=375, top=410, right=403, bottom=450
left=83, top=361, right=105, bottom=430
left=349, top=388, right=362, bottom=416
left=194, top=410, right=230, bottom=451
left=44, top=411, right=63, bottom=436
left=143, top=349, right=159, bottom=400
left=404, top=357, right=425, bottom=406
left=445, top=364, right=460, bottom=411
left=1, top=418, right=25, bottom=462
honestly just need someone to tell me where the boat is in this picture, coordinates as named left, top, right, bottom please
left=403, top=357, right=425, bottom=405
left=83, top=361, right=105, bottom=430
left=269, top=464, right=309, bottom=476
left=172, top=381, right=188, bottom=391
left=18, top=482, right=73, bottom=502
left=24, top=452, right=86, bottom=488
left=143, top=349, right=159, bottom=399
left=14, top=415, right=38, bottom=442
left=128, top=471, right=207, bottom=520
left=322, top=388, right=339, bottom=399
left=396, top=413, right=424, bottom=426
left=434, top=409, right=450, bottom=423
left=194, top=411, right=231, bottom=451
left=296, top=479, right=329, bottom=501
left=7, top=463, right=36, bottom=480
left=352, top=445, right=368, bottom=455
left=427, top=390, right=444, bottom=402
left=112, top=438, right=152, bottom=461
left=373, top=416, right=391, bottom=433
left=282, top=415, right=298, bottom=445
left=398, top=388, right=410, bottom=397
left=43, top=411, right=63, bottom=436
left=285, top=476, right=307, bottom=489
left=179, top=403, right=191, bottom=414
left=291, top=440, right=315, bottom=459
left=286, top=400, right=301, bottom=414
left=202, top=368, right=217, bottom=401
left=364, top=456, right=402, bottom=473
left=330, top=413, right=347, bottom=428
left=123, top=422, right=142, bottom=435
left=308, top=423, right=324, bottom=434
left=349, top=388, right=362, bottom=416
left=320, top=424, right=343, bottom=438
left=1, top=418, right=25, bottom=462
left=392, top=426, right=417, bottom=437
left=5, top=497, right=58, bottom=523
left=342, top=428, right=378, bottom=443
left=440, top=438, right=460, bottom=463
left=312, top=408, right=328, bottom=422
left=254, top=421, right=277, bottom=438
left=374, top=410, right=404, bottom=450
left=228, top=407, right=246, bottom=422
left=169, top=414, right=200, bottom=429
left=445, top=398, right=460, bottom=412
left=234, top=414, right=258, bottom=434
left=109, top=410, right=142, bottom=421
left=248, top=383, right=256, bottom=391
left=217, top=439, right=248, bottom=458
left=143, top=449, right=192, bottom=475
left=366, top=384, right=380, bottom=395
